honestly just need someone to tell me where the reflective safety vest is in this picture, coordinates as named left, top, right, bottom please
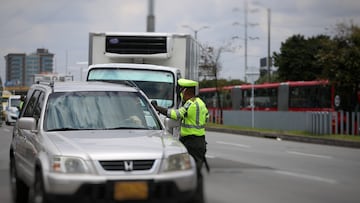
left=167, top=97, right=209, bottom=136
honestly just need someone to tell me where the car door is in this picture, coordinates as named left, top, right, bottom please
left=16, top=90, right=42, bottom=181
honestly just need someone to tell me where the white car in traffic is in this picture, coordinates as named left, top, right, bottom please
left=5, top=95, right=21, bottom=125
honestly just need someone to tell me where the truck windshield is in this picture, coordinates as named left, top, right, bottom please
left=87, top=68, right=175, bottom=108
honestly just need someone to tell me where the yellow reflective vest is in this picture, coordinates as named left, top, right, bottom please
left=167, top=97, right=209, bottom=136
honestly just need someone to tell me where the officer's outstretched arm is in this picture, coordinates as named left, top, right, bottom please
left=151, top=100, right=168, bottom=116
left=155, top=106, right=167, bottom=116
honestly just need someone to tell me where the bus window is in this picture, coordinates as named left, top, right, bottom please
left=289, top=85, right=332, bottom=110
left=241, top=87, right=278, bottom=110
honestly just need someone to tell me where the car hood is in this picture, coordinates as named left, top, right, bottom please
left=46, top=130, right=186, bottom=160
left=7, top=106, right=19, bottom=113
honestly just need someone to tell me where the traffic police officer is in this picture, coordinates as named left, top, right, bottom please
left=152, top=78, right=209, bottom=203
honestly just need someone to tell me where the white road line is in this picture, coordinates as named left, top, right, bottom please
left=205, top=154, right=216, bottom=159
left=286, top=151, right=332, bottom=159
left=275, top=170, right=337, bottom=184
left=216, top=141, right=251, bottom=148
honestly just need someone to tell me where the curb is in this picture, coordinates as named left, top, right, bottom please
left=206, top=127, right=360, bottom=149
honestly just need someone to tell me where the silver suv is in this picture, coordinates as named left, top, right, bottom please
left=10, top=81, right=197, bottom=203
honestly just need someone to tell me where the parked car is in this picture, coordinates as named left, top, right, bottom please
left=10, top=81, right=197, bottom=203
left=5, top=95, right=21, bottom=125
left=1, top=90, right=12, bottom=121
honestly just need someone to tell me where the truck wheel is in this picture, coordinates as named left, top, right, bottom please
left=10, top=158, right=29, bottom=203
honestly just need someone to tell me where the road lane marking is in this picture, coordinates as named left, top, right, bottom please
left=286, top=151, right=332, bottom=159
left=216, top=141, right=251, bottom=148
left=275, top=170, right=337, bottom=184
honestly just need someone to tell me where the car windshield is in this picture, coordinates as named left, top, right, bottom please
left=87, top=68, right=175, bottom=108
left=44, top=91, right=161, bottom=131
left=10, top=98, right=21, bottom=108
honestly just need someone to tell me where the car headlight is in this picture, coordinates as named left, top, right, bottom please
left=161, top=153, right=193, bottom=172
left=51, top=156, right=91, bottom=174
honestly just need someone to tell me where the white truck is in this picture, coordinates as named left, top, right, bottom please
left=87, top=32, right=200, bottom=135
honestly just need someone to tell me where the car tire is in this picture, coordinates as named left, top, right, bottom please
left=10, top=158, right=29, bottom=203
left=29, top=169, right=52, bottom=203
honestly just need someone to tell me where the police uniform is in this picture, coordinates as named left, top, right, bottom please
left=152, top=78, right=208, bottom=203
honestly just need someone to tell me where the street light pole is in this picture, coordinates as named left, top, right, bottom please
left=147, top=0, right=155, bottom=32
left=246, top=71, right=259, bottom=128
left=182, top=25, right=209, bottom=40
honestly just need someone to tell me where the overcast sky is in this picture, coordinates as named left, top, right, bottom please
left=0, top=0, right=359, bottom=82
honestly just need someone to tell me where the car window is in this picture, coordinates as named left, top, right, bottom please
left=33, top=92, right=45, bottom=121
left=23, top=90, right=40, bottom=117
left=10, top=98, right=21, bottom=108
left=44, top=91, right=161, bottom=131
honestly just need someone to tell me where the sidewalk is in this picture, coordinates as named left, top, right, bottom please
left=206, top=127, right=360, bottom=149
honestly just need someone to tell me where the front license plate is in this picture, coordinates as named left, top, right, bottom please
left=114, top=181, right=148, bottom=201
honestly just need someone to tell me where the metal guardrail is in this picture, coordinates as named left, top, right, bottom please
left=308, top=111, right=360, bottom=135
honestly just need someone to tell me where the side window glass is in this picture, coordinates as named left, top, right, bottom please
left=34, top=92, right=45, bottom=121
left=23, top=90, right=40, bottom=117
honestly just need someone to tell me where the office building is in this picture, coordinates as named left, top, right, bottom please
left=5, top=48, right=54, bottom=87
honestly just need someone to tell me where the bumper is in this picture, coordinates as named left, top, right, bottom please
left=6, top=113, right=18, bottom=123
left=46, top=180, right=195, bottom=203
left=44, top=170, right=197, bottom=202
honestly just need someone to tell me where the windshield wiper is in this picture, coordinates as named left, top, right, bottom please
left=47, top=127, right=85, bottom=132
left=104, top=126, right=149, bottom=130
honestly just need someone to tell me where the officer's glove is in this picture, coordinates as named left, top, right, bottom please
left=151, top=100, right=158, bottom=108
left=151, top=100, right=167, bottom=116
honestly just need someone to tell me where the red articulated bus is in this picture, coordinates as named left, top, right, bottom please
left=199, top=80, right=360, bottom=134
left=199, top=80, right=334, bottom=112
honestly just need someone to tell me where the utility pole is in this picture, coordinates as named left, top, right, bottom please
left=267, top=8, right=271, bottom=82
left=244, top=0, right=248, bottom=83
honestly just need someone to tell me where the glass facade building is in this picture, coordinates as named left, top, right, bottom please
left=5, top=48, right=54, bottom=87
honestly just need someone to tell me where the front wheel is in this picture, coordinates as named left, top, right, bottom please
left=10, top=158, right=29, bottom=203
left=29, top=169, right=51, bottom=203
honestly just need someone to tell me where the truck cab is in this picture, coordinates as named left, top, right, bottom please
left=87, top=32, right=200, bottom=136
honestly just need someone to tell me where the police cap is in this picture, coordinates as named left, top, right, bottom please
left=178, top=78, right=198, bottom=87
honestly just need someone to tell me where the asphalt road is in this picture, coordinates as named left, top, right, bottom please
left=204, top=131, right=360, bottom=203
left=1, top=124, right=360, bottom=203
left=0, top=123, right=12, bottom=203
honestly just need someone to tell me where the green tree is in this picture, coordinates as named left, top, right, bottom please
left=273, top=34, right=331, bottom=81
left=317, top=22, right=360, bottom=111
left=199, top=79, right=244, bottom=88
left=273, top=21, right=360, bottom=111
left=256, top=72, right=280, bottom=83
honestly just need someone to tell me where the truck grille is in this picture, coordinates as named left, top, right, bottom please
left=99, top=160, right=155, bottom=171
left=105, top=36, right=168, bottom=55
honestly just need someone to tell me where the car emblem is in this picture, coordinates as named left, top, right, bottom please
left=124, top=161, right=133, bottom=171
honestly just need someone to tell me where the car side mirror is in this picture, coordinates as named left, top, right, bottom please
left=164, top=117, right=180, bottom=129
left=18, top=117, right=37, bottom=131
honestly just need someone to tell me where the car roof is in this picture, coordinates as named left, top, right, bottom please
left=36, top=81, right=139, bottom=93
